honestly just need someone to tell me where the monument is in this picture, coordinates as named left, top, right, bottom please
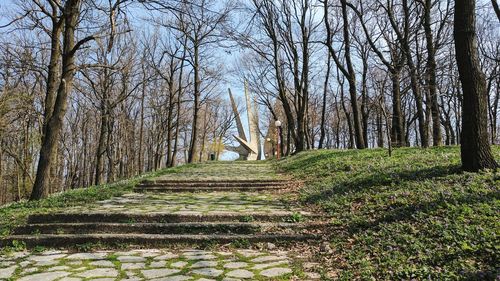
left=226, top=81, right=262, bottom=160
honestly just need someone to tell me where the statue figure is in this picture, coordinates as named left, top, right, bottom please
left=226, top=81, right=262, bottom=160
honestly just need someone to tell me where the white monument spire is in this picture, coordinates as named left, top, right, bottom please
left=226, top=81, right=261, bottom=160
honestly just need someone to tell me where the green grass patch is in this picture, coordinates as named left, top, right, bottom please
left=277, top=146, right=499, bottom=280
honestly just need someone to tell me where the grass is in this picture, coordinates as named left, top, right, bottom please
left=0, top=165, right=190, bottom=239
left=277, top=146, right=499, bottom=280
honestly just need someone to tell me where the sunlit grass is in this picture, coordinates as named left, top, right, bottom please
left=278, top=146, right=499, bottom=280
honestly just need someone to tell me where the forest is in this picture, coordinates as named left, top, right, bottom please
left=0, top=0, right=498, bottom=204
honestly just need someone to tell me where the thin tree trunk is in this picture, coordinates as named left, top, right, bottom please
left=138, top=68, right=146, bottom=173
left=361, top=51, right=369, bottom=148
left=165, top=91, right=174, bottom=166
left=188, top=44, right=200, bottom=163
left=423, top=0, right=442, bottom=146
left=340, top=85, right=354, bottom=149
left=0, top=142, right=3, bottom=203
left=94, top=106, right=107, bottom=185
left=377, top=109, right=384, bottom=148
left=391, top=70, right=406, bottom=147
left=170, top=37, right=187, bottom=167
left=319, top=53, right=331, bottom=149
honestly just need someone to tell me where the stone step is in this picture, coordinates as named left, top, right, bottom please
left=155, top=172, right=277, bottom=176
left=27, top=212, right=322, bottom=224
left=135, top=181, right=293, bottom=192
left=133, top=186, right=287, bottom=192
left=13, top=222, right=327, bottom=235
left=143, top=179, right=291, bottom=184
left=0, top=233, right=317, bottom=248
left=139, top=181, right=291, bottom=187
left=14, top=222, right=259, bottom=235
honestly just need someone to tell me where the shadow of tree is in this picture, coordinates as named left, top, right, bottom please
left=304, top=164, right=462, bottom=204
left=457, top=269, right=498, bottom=280
left=345, top=189, right=498, bottom=234
left=280, top=151, right=347, bottom=171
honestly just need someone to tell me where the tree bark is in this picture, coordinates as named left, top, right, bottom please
left=454, top=0, right=498, bottom=171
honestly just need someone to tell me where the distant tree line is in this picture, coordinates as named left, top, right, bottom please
left=0, top=0, right=497, bottom=203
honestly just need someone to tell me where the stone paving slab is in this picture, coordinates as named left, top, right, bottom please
left=0, top=249, right=311, bottom=280
left=52, top=192, right=305, bottom=216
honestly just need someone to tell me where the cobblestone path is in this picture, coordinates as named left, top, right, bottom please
left=1, top=162, right=324, bottom=280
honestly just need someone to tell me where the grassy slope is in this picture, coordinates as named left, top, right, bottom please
left=277, top=146, right=499, bottom=280
left=0, top=165, right=190, bottom=238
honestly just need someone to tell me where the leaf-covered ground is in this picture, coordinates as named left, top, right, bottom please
left=277, top=146, right=499, bottom=280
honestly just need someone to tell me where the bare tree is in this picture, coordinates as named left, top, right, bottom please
left=324, top=0, right=365, bottom=149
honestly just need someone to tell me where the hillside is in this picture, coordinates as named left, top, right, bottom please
left=278, top=146, right=499, bottom=280
left=0, top=146, right=498, bottom=280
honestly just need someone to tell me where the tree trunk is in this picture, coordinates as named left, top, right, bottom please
left=492, top=0, right=500, bottom=21
left=341, top=0, right=365, bottom=149
left=138, top=68, right=146, bottom=173
left=275, top=55, right=297, bottom=154
left=94, top=106, right=107, bottom=185
left=391, top=71, right=406, bottom=147
left=423, top=0, right=442, bottom=146
left=106, top=117, right=115, bottom=181
left=31, top=0, right=81, bottom=200
left=296, top=11, right=310, bottom=153
left=188, top=44, right=200, bottom=163
left=318, top=54, right=331, bottom=149
left=165, top=90, right=174, bottom=166
left=0, top=143, right=3, bottom=204
left=361, top=52, right=369, bottom=148
left=487, top=71, right=499, bottom=144
left=377, top=109, right=384, bottom=147
left=454, top=0, right=498, bottom=171
left=334, top=96, right=341, bottom=148
left=42, top=8, right=63, bottom=135
left=340, top=86, right=354, bottom=149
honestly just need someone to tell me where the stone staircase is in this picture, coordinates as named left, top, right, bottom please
left=2, top=162, right=326, bottom=248
left=134, top=179, right=293, bottom=192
